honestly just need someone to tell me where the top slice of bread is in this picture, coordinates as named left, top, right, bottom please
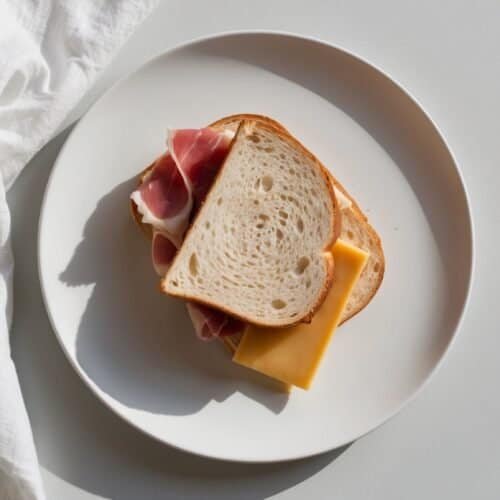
left=161, top=120, right=339, bottom=328
left=209, top=114, right=385, bottom=327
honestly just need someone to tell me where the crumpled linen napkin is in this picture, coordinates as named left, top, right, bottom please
left=0, top=1, right=158, bottom=498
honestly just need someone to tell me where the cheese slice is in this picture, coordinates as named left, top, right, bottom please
left=233, top=239, right=369, bottom=389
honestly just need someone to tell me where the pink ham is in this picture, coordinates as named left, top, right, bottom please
left=152, top=231, right=178, bottom=276
left=168, top=128, right=232, bottom=208
left=186, top=303, right=247, bottom=341
left=131, top=152, right=192, bottom=241
left=138, top=153, right=189, bottom=220
left=131, top=128, right=232, bottom=241
left=133, top=127, right=246, bottom=341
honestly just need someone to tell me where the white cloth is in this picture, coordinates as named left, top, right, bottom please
left=0, top=1, right=158, bottom=498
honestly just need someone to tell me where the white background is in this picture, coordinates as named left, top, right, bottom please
left=9, top=1, right=499, bottom=498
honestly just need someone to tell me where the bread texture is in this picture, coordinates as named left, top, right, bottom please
left=161, top=120, right=339, bottom=327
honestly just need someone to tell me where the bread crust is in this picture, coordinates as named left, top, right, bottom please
left=210, top=113, right=288, bottom=134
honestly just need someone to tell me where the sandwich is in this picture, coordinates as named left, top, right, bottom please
left=130, top=114, right=384, bottom=390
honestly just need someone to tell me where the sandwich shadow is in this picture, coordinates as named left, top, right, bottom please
left=60, top=177, right=289, bottom=418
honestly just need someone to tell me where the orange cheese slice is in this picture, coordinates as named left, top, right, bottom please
left=233, top=239, right=369, bottom=389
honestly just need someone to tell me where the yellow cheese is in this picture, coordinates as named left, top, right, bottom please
left=233, top=240, right=369, bottom=389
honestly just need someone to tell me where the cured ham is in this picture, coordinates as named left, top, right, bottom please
left=131, top=128, right=232, bottom=241
left=151, top=231, right=178, bottom=277
left=132, top=127, right=245, bottom=341
left=168, top=128, right=232, bottom=208
left=131, top=152, right=191, bottom=242
left=186, top=302, right=247, bottom=341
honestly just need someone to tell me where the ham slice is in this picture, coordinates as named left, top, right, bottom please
left=186, top=303, right=247, bottom=341
left=131, top=129, right=231, bottom=242
left=168, top=128, right=232, bottom=209
left=132, top=127, right=246, bottom=341
left=131, top=152, right=191, bottom=243
left=152, top=231, right=178, bottom=277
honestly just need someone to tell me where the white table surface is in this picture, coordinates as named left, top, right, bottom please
left=8, top=1, right=500, bottom=498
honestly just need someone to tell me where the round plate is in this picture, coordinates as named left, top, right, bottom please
left=39, top=32, right=473, bottom=462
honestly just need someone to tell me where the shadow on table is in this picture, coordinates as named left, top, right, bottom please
left=10, top=126, right=349, bottom=500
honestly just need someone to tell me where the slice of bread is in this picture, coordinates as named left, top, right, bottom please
left=209, top=114, right=384, bottom=326
left=328, top=175, right=384, bottom=322
left=161, top=120, right=339, bottom=328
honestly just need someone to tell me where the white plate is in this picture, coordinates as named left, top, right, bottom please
left=39, top=32, right=473, bottom=462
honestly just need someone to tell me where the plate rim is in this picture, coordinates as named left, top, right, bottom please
left=38, top=29, right=475, bottom=463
